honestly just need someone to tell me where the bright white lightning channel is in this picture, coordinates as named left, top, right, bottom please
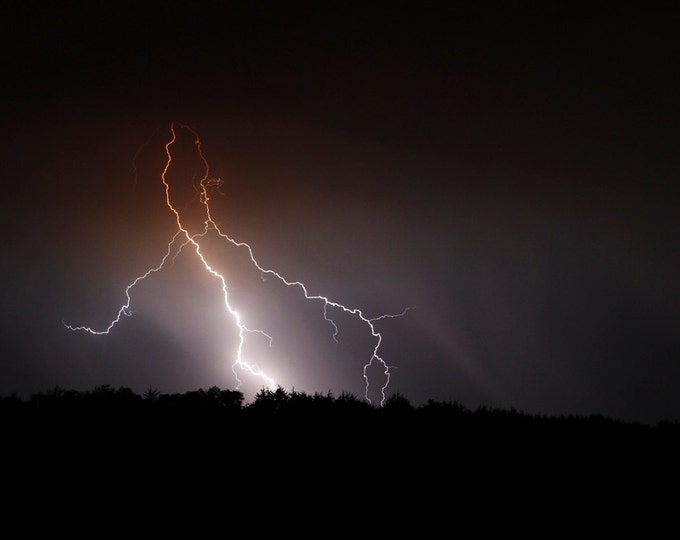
left=64, top=122, right=414, bottom=405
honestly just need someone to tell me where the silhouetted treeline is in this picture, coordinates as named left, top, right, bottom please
left=3, top=384, right=679, bottom=440
left=4, top=385, right=680, bottom=485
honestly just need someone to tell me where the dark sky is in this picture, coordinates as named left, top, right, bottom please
left=2, top=2, right=679, bottom=423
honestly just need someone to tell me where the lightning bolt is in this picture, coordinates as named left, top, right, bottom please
left=64, top=122, right=413, bottom=405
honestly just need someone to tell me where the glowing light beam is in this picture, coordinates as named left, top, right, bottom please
left=64, top=122, right=414, bottom=405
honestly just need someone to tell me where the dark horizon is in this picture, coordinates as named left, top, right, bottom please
left=6, top=382, right=680, bottom=430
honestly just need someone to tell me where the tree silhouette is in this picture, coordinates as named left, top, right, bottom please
left=2, top=382, right=678, bottom=459
left=143, top=386, right=160, bottom=402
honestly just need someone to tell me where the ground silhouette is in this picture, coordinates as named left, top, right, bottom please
left=3, top=384, right=678, bottom=444
left=3, top=384, right=679, bottom=495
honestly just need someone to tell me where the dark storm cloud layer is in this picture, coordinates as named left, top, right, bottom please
left=2, top=3, right=679, bottom=423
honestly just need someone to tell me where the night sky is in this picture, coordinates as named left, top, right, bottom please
left=2, top=2, right=679, bottom=424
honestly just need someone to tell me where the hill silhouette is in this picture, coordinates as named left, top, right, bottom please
left=3, top=384, right=679, bottom=501
left=3, top=384, right=679, bottom=445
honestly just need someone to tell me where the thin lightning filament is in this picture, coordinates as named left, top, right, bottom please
left=64, top=123, right=413, bottom=405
